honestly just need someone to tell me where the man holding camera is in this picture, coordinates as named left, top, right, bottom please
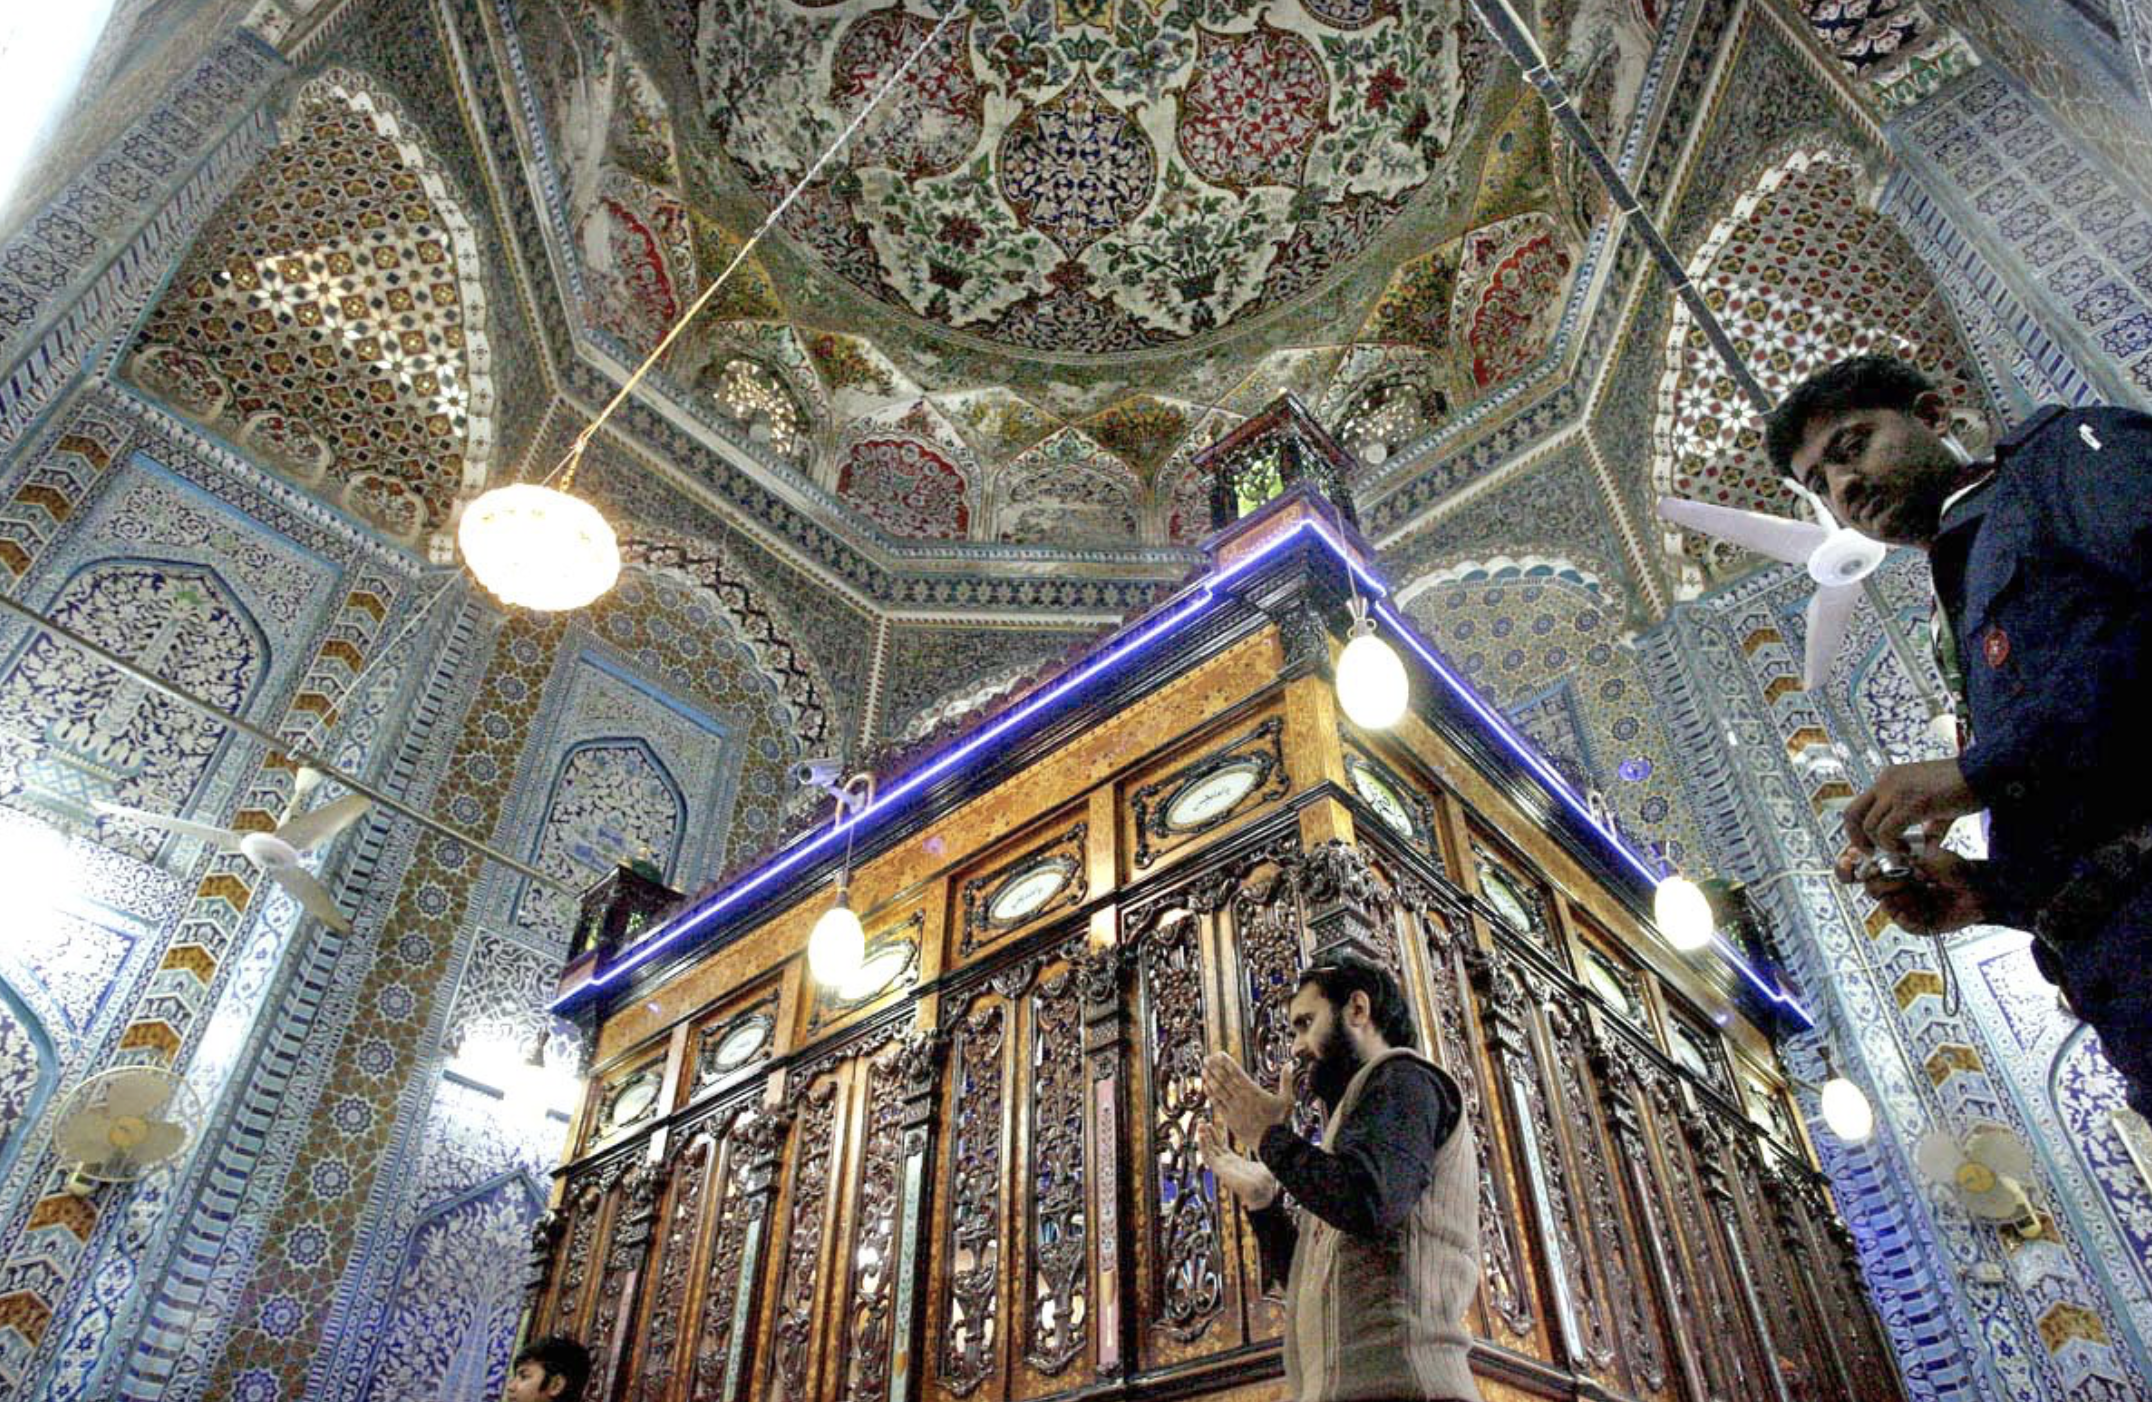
left=1767, top=354, right=2152, bottom=1116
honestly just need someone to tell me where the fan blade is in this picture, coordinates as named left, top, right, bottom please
left=1966, top=1125, right=2035, bottom=1180
left=56, top=1114, right=116, bottom=1166
left=1656, top=496, right=1827, bottom=567
left=275, top=793, right=372, bottom=854
left=91, top=803, right=243, bottom=853
left=1803, top=585, right=1861, bottom=691
left=1964, top=1179, right=2031, bottom=1223
left=98, top=1071, right=173, bottom=1120
left=270, top=867, right=354, bottom=934
left=130, top=1119, right=191, bottom=1167
left=1914, top=1129, right=1966, bottom=1186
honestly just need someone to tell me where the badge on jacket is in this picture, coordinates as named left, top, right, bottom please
left=1984, top=626, right=2009, bottom=668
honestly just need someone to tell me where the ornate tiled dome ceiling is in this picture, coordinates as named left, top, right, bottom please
left=122, top=0, right=1649, bottom=570
left=688, top=0, right=1476, bottom=355
left=493, top=0, right=1620, bottom=552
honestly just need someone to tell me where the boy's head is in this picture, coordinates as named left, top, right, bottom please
left=506, top=1336, right=591, bottom=1402
left=1764, top=355, right=1964, bottom=547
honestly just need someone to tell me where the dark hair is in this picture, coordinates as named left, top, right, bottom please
left=1763, top=355, right=1936, bottom=485
left=1297, top=951, right=1417, bottom=1051
left=514, top=1336, right=592, bottom=1400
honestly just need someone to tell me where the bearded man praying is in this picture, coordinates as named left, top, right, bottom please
left=1200, top=951, right=1483, bottom=1402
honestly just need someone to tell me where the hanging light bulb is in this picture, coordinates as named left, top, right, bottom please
left=459, top=481, right=620, bottom=612
left=1654, top=874, right=1716, bottom=952
left=808, top=883, right=866, bottom=987
left=1819, top=1049, right=1875, bottom=1143
left=1336, top=597, right=1408, bottom=730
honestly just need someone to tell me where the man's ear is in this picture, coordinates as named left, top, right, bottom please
left=542, top=1375, right=567, bottom=1401
left=1913, top=390, right=1951, bottom=430
left=1348, top=990, right=1373, bottom=1029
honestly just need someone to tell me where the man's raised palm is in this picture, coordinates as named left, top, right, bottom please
left=1198, top=1122, right=1279, bottom=1208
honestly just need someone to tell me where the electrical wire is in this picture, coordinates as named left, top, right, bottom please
left=537, top=0, right=971, bottom=491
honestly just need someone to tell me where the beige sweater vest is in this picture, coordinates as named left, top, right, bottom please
left=1281, top=1047, right=1483, bottom=1402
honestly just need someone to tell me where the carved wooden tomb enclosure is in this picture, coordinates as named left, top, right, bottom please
left=533, top=410, right=1903, bottom=1402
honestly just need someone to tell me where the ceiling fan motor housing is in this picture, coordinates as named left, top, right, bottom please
left=1808, top=528, right=1888, bottom=587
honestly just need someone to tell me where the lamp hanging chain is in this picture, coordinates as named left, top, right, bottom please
left=540, top=1, right=970, bottom=491
left=837, top=790, right=859, bottom=895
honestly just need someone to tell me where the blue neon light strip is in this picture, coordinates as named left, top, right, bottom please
left=1372, top=600, right=1812, bottom=1024
left=559, top=516, right=1809, bottom=1024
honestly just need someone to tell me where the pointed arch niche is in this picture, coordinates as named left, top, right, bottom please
left=0, top=557, right=268, bottom=860
left=127, top=68, right=497, bottom=547
left=1650, top=145, right=1988, bottom=595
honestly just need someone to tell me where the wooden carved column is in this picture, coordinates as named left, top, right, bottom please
left=1297, top=838, right=1393, bottom=965
left=885, top=1029, right=948, bottom=1402
left=1687, top=1110, right=1796, bottom=1402
left=697, top=1107, right=792, bottom=1402
left=633, top=1127, right=718, bottom=1402
left=588, top=1158, right=663, bottom=1402
left=1469, top=950, right=1594, bottom=1372
left=1764, top=1162, right=1863, bottom=1401
left=1136, top=907, right=1231, bottom=1361
left=522, top=1208, right=565, bottom=1340
left=1803, top=1186, right=1903, bottom=1402
left=1643, top=1076, right=1767, bottom=1401
left=770, top=1083, right=841, bottom=1401
left=1591, top=1033, right=1711, bottom=1402
left=547, top=1156, right=631, bottom=1340
left=1722, top=1134, right=1829, bottom=1399
left=939, top=999, right=1006, bottom=1398
left=1539, top=993, right=1667, bottom=1397
left=1078, top=942, right=1131, bottom=1379
left=1410, top=882, right=1535, bottom=1348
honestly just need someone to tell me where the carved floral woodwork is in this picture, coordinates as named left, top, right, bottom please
left=772, top=1081, right=840, bottom=1398
left=843, top=1041, right=919, bottom=1402
left=1233, top=861, right=1313, bottom=1144
left=941, top=1005, right=1006, bottom=1395
left=636, top=1132, right=716, bottom=1402
left=1028, top=968, right=1089, bottom=1374
left=1478, top=954, right=1607, bottom=1370
left=693, top=1107, right=792, bottom=1402
left=1296, top=836, right=1396, bottom=965
left=1406, top=877, right=1534, bottom=1341
left=536, top=618, right=1901, bottom=1402
left=1542, top=995, right=1666, bottom=1394
left=1648, top=1074, right=1766, bottom=1402
left=1140, top=909, right=1225, bottom=1341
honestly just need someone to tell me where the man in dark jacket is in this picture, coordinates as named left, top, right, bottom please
left=1201, top=951, right=1481, bottom=1402
left=1768, top=355, right=2152, bottom=1114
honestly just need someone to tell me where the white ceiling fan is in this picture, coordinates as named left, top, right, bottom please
left=1656, top=482, right=1888, bottom=690
left=1915, top=1122, right=2042, bottom=1238
left=96, top=766, right=370, bottom=933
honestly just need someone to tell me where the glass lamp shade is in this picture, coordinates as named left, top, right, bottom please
left=458, top=484, right=620, bottom=611
left=808, top=892, right=867, bottom=987
left=1653, top=875, right=1716, bottom=952
left=1820, top=1074, right=1876, bottom=1143
left=1335, top=625, right=1409, bottom=730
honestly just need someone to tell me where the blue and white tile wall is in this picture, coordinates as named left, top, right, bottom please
left=1892, top=66, right=2152, bottom=400
left=1641, top=553, right=2152, bottom=1402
